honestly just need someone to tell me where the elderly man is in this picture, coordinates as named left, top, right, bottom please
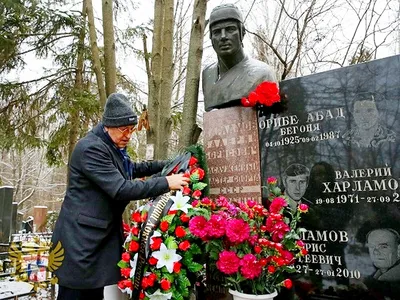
left=202, top=3, right=276, bottom=111
left=363, top=228, right=400, bottom=299
left=367, top=228, right=400, bottom=281
left=51, top=93, right=189, bottom=300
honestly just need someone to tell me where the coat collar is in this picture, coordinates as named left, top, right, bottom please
left=92, top=123, right=128, bottom=178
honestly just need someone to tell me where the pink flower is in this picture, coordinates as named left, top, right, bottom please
left=189, top=216, right=208, bottom=238
left=296, top=240, right=305, bottom=248
left=280, top=249, right=295, bottom=264
left=269, top=197, right=288, bottom=213
left=240, top=254, right=262, bottom=279
left=216, top=196, right=229, bottom=207
left=267, top=177, right=277, bottom=185
left=270, top=221, right=290, bottom=242
left=226, top=219, right=250, bottom=243
left=298, top=203, right=309, bottom=213
left=216, top=250, right=240, bottom=274
left=205, top=214, right=226, bottom=238
left=246, top=199, right=256, bottom=208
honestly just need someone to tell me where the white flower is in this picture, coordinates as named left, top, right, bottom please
left=124, top=233, right=132, bottom=244
left=169, top=191, right=192, bottom=213
left=130, top=253, right=138, bottom=278
left=151, top=243, right=182, bottom=273
left=145, top=289, right=173, bottom=300
left=121, top=287, right=132, bottom=298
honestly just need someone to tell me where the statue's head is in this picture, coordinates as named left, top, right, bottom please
left=209, top=4, right=246, bottom=58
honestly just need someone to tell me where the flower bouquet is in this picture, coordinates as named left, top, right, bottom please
left=241, top=81, right=287, bottom=116
left=188, top=177, right=309, bottom=297
left=117, top=145, right=208, bottom=300
left=241, top=81, right=280, bottom=108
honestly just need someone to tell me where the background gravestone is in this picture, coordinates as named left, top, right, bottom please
left=0, top=186, right=14, bottom=244
left=259, top=55, right=400, bottom=299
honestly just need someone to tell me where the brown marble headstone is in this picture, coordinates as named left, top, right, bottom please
left=203, top=106, right=262, bottom=203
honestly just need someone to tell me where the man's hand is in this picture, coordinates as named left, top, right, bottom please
left=166, top=174, right=190, bottom=190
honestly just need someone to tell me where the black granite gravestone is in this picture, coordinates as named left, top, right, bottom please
left=259, top=55, right=400, bottom=299
left=0, top=186, right=14, bottom=244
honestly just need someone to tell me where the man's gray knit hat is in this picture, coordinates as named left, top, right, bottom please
left=102, top=93, right=138, bottom=127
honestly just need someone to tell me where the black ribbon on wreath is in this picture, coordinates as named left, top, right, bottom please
left=130, top=152, right=192, bottom=300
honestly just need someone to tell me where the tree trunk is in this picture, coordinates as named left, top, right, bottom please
left=86, top=0, right=107, bottom=109
left=179, top=0, right=207, bottom=147
left=102, top=0, right=117, bottom=96
left=146, top=0, right=164, bottom=159
left=156, top=0, right=174, bottom=159
left=68, top=0, right=86, bottom=162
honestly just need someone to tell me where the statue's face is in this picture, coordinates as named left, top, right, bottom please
left=210, top=20, right=242, bottom=58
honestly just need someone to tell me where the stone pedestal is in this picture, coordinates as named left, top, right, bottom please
left=203, top=106, right=262, bottom=203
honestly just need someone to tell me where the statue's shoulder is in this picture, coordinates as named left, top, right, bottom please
left=244, top=57, right=276, bottom=78
left=202, top=62, right=218, bottom=75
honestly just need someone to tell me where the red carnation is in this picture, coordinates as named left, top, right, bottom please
left=130, top=226, right=139, bottom=236
left=254, top=245, right=262, bottom=254
left=148, top=273, right=157, bottom=282
left=179, top=240, right=191, bottom=251
left=268, top=265, right=276, bottom=274
left=142, top=277, right=151, bottom=289
left=190, top=168, right=205, bottom=180
left=192, top=190, right=202, bottom=199
left=150, top=237, right=162, bottom=251
left=188, top=156, right=198, bottom=166
left=247, top=91, right=259, bottom=106
left=121, top=252, right=130, bottom=262
left=175, top=226, right=186, bottom=238
left=131, top=212, right=141, bottom=223
left=123, top=222, right=130, bottom=233
left=160, top=220, right=169, bottom=232
left=120, top=267, right=131, bottom=278
left=123, top=279, right=133, bottom=289
left=241, top=97, right=252, bottom=107
left=173, top=261, right=182, bottom=273
left=283, top=278, right=293, bottom=289
left=255, top=81, right=280, bottom=106
left=117, top=280, right=125, bottom=289
left=148, top=257, right=158, bottom=265
left=160, top=278, right=172, bottom=291
left=129, top=241, right=140, bottom=252
left=259, top=258, right=268, bottom=267
left=180, top=213, right=190, bottom=223
left=182, top=186, right=191, bottom=195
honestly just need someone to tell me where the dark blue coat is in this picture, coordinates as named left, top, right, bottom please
left=51, top=123, right=169, bottom=289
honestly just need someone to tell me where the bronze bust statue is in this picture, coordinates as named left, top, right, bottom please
left=202, top=4, right=277, bottom=111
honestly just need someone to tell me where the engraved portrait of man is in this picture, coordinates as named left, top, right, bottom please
left=366, top=228, right=400, bottom=281
left=363, top=228, right=400, bottom=299
left=342, top=97, right=396, bottom=148
left=282, top=163, right=312, bottom=210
